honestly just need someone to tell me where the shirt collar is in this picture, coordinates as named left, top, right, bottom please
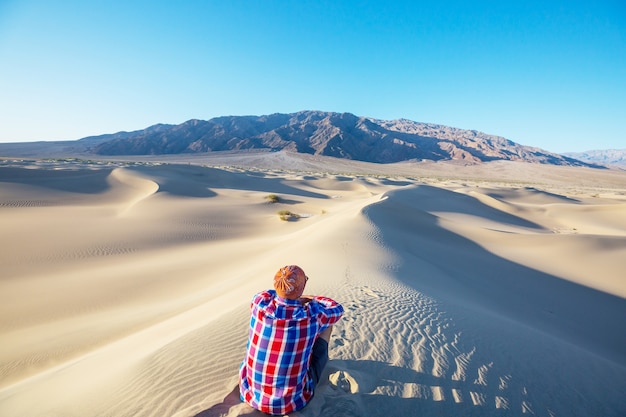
left=275, top=295, right=302, bottom=307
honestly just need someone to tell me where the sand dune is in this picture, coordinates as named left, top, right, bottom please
left=0, top=155, right=625, bottom=417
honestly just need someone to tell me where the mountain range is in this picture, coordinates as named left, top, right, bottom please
left=76, top=111, right=594, bottom=166
left=562, top=149, right=626, bottom=167
left=1, top=111, right=615, bottom=167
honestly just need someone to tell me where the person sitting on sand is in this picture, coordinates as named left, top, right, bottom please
left=239, top=265, right=344, bottom=415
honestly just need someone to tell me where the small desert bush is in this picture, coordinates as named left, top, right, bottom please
left=266, top=194, right=280, bottom=203
left=277, top=210, right=300, bottom=221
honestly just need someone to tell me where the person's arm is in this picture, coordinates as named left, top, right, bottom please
left=310, top=296, right=344, bottom=325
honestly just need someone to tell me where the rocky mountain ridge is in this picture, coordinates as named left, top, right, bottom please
left=0, top=111, right=604, bottom=167
left=81, top=111, right=591, bottom=166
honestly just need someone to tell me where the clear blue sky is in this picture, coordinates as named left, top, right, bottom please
left=1, top=1, right=624, bottom=152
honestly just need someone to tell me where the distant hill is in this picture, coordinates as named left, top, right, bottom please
left=562, top=149, right=626, bottom=167
left=77, top=111, right=591, bottom=166
left=0, top=111, right=600, bottom=166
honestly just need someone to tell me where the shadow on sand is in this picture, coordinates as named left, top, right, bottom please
left=193, top=184, right=626, bottom=417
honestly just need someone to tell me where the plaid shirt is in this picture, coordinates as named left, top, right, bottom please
left=239, top=289, right=344, bottom=415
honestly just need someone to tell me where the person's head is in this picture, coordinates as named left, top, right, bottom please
left=273, top=265, right=308, bottom=300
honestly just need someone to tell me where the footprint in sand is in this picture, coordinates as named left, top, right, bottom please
left=332, top=330, right=348, bottom=348
left=323, top=371, right=362, bottom=417
left=333, top=338, right=346, bottom=348
left=329, top=370, right=359, bottom=394
left=361, top=286, right=380, bottom=298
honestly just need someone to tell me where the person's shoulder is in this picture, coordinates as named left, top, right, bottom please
left=253, top=289, right=277, bottom=303
left=314, top=295, right=341, bottom=304
left=311, top=296, right=343, bottom=311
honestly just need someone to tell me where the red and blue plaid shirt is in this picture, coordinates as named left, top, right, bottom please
left=239, top=289, right=344, bottom=415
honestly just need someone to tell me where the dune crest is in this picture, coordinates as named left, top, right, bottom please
left=107, top=167, right=160, bottom=215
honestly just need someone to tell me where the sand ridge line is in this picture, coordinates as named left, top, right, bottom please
left=361, top=184, right=626, bottom=360
left=0, top=232, right=301, bottom=386
left=107, top=167, right=160, bottom=216
left=0, top=277, right=255, bottom=392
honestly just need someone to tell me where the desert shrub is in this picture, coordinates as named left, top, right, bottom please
left=266, top=194, right=280, bottom=203
left=277, top=210, right=300, bottom=221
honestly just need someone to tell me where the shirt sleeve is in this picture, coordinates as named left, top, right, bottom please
left=251, top=290, right=272, bottom=305
left=311, top=296, right=344, bottom=327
